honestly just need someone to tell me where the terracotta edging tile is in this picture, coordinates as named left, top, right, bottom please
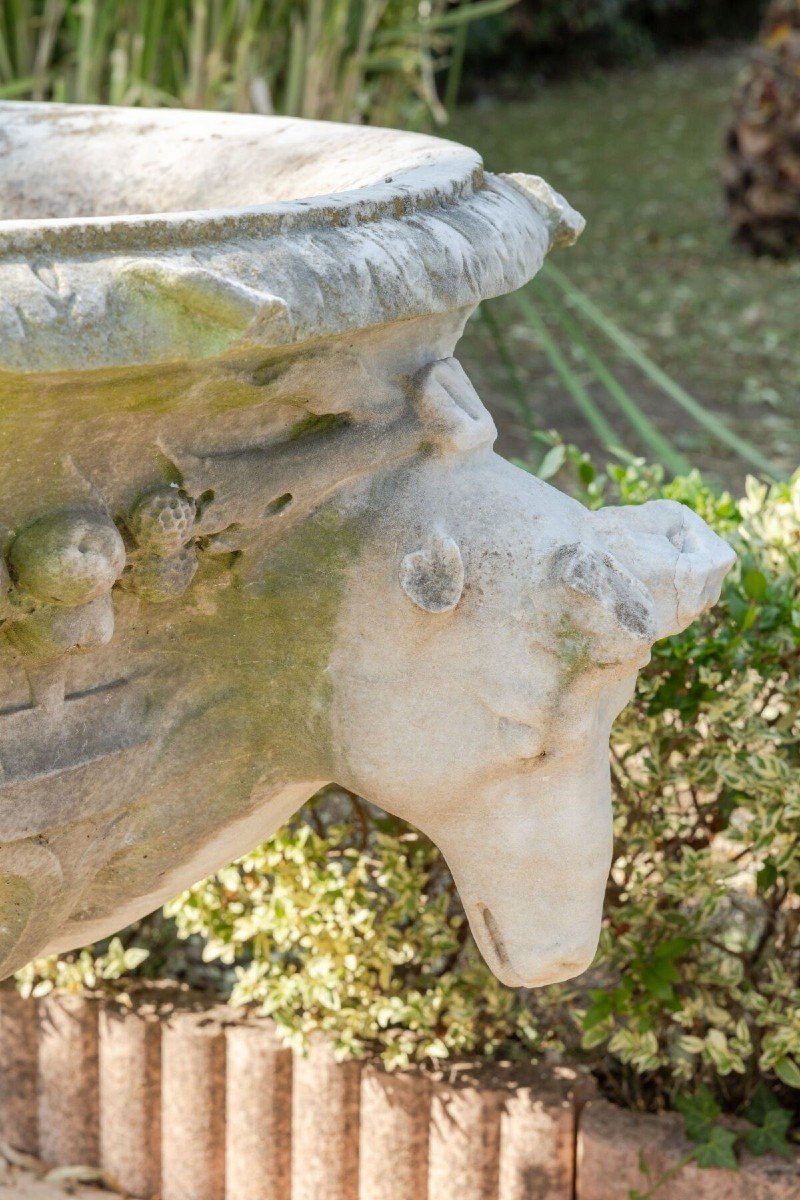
left=499, top=1066, right=593, bottom=1200
left=226, top=1022, right=292, bottom=1200
left=37, top=995, right=99, bottom=1169
left=291, top=1035, right=361, bottom=1200
left=359, top=1064, right=431, bottom=1200
left=0, top=985, right=38, bottom=1155
left=428, top=1077, right=502, bottom=1200
left=160, top=1010, right=226, bottom=1200
left=99, top=1004, right=161, bottom=1198
left=577, top=1098, right=800, bottom=1200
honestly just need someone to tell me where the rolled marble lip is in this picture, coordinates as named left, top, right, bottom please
left=0, top=100, right=581, bottom=376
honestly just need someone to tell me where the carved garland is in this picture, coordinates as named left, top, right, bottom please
left=0, top=357, right=493, bottom=665
left=0, top=350, right=494, bottom=672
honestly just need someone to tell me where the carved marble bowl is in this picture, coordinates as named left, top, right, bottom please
left=0, top=103, right=733, bottom=988
left=0, top=101, right=582, bottom=978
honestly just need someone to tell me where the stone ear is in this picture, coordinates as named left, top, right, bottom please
left=549, top=542, right=657, bottom=663
left=400, top=532, right=464, bottom=614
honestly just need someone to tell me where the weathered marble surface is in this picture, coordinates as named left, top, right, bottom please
left=0, top=102, right=735, bottom=986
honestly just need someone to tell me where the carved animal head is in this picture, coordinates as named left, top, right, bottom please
left=329, top=453, right=735, bottom=987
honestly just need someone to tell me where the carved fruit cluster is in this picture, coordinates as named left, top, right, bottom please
left=0, top=487, right=201, bottom=659
left=2, top=510, right=126, bottom=657
left=121, top=487, right=198, bottom=603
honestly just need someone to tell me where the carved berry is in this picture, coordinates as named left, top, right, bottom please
left=122, top=546, right=198, bottom=603
left=128, top=488, right=196, bottom=552
left=8, top=594, right=115, bottom=657
left=8, top=511, right=126, bottom=606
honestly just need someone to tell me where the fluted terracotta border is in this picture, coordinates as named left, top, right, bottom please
left=0, top=989, right=796, bottom=1200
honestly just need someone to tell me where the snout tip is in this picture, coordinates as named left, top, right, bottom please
left=494, top=953, right=596, bottom=989
left=471, top=901, right=599, bottom=988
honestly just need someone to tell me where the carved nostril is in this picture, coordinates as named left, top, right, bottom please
left=476, top=902, right=510, bottom=968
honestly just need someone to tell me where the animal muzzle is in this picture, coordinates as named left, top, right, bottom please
left=423, top=768, right=614, bottom=989
left=470, top=895, right=603, bottom=988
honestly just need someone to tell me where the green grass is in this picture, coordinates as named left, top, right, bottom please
left=452, top=50, right=800, bottom=487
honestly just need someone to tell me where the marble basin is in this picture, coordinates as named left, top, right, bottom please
left=0, top=103, right=733, bottom=986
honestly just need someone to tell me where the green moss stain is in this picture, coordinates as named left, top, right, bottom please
left=152, top=504, right=364, bottom=787
left=553, top=612, right=594, bottom=688
left=243, top=507, right=363, bottom=774
left=62, top=507, right=365, bottom=917
left=287, top=412, right=350, bottom=442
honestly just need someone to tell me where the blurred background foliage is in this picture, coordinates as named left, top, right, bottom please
left=0, top=0, right=768, bottom=115
left=463, top=0, right=766, bottom=82
left=0, top=0, right=510, bottom=123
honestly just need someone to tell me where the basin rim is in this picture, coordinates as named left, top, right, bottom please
left=0, top=102, right=582, bottom=373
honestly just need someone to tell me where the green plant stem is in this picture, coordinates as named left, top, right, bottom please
left=0, top=0, right=487, bottom=120
left=542, top=263, right=782, bottom=478
left=514, top=291, right=629, bottom=455
left=0, top=74, right=38, bottom=96
left=444, top=18, right=468, bottom=111
left=478, top=302, right=535, bottom=434
left=75, top=0, right=97, bottom=103
left=534, top=279, right=692, bottom=476
left=630, top=1151, right=696, bottom=1200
